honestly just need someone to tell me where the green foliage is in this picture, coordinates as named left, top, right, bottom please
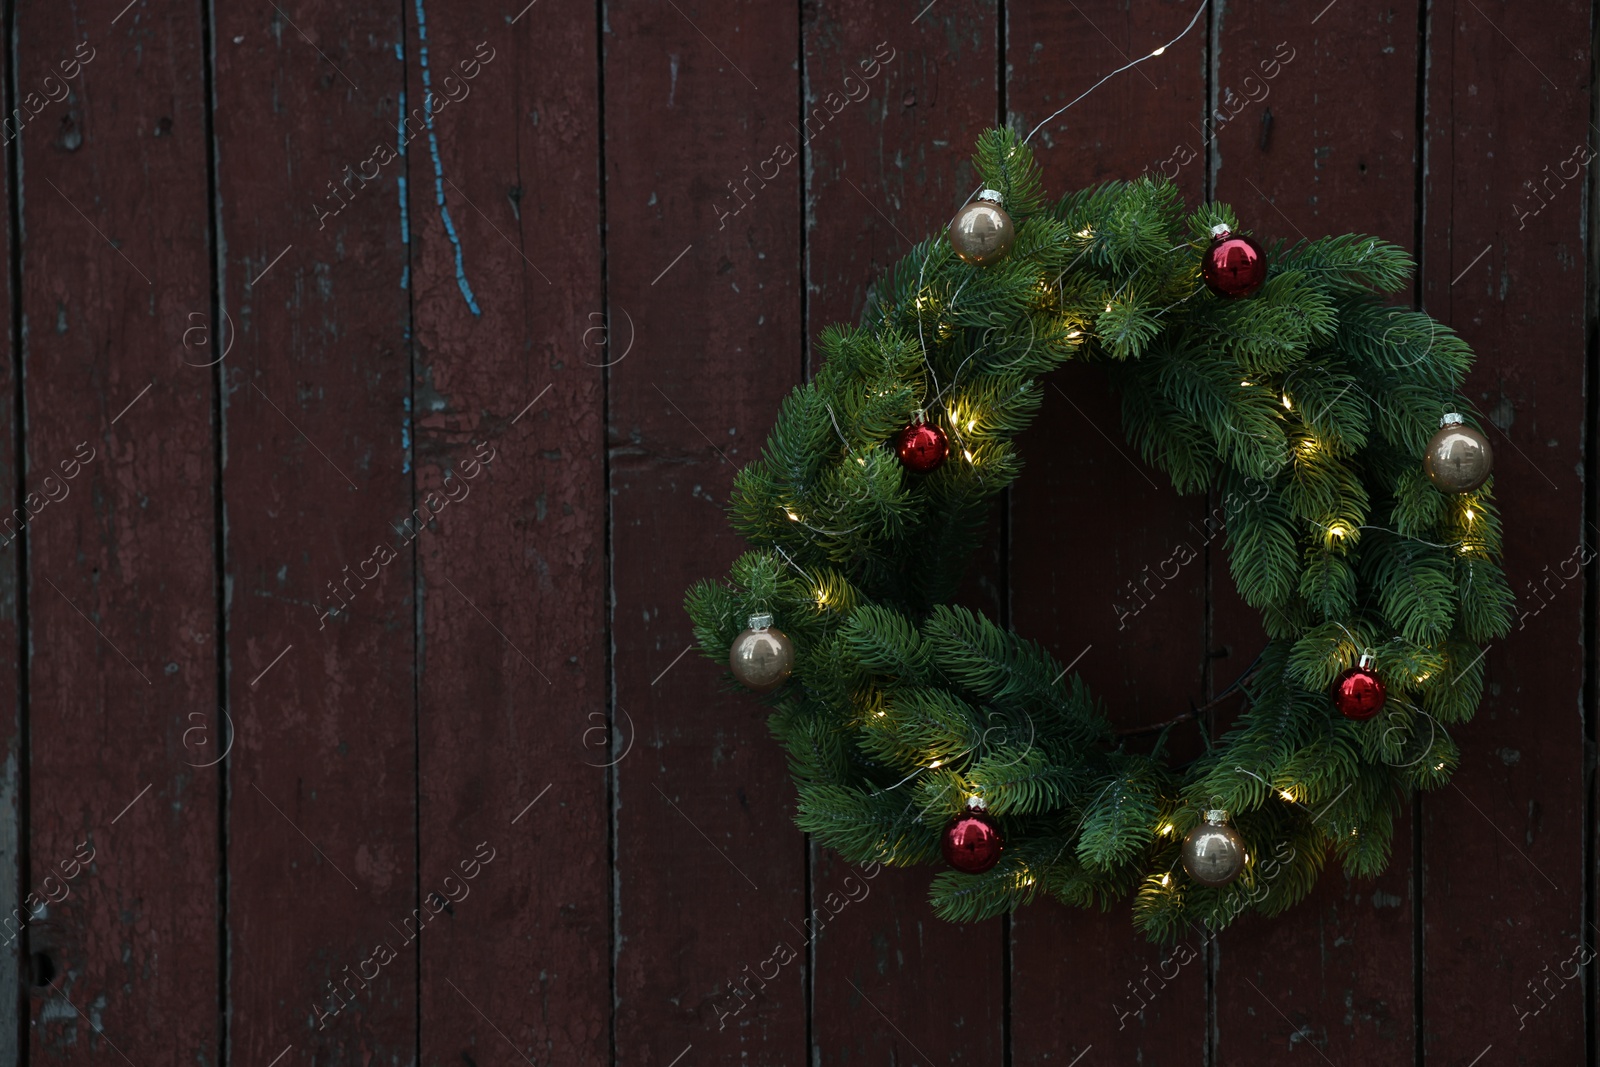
left=686, top=127, right=1511, bottom=940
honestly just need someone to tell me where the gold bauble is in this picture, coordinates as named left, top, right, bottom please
left=948, top=189, right=1015, bottom=266
left=1423, top=413, right=1494, bottom=494
left=1181, top=809, right=1247, bottom=887
left=728, top=614, right=794, bottom=693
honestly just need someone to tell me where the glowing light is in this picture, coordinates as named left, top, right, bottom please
left=1158, top=823, right=1175, bottom=836
left=963, top=449, right=975, bottom=462
left=1105, top=302, right=1114, bottom=313
left=875, top=710, right=885, bottom=717
left=1240, top=379, right=1254, bottom=387
left=1328, top=524, right=1350, bottom=540
left=1434, top=762, right=1445, bottom=771
left=1415, top=671, right=1433, bottom=683
left=1159, top=873, right=1171, bottom=886
left=967, top=419, right=977, bottom=431
left=785, top=509, right=801, bottom=521
left=1465, top=507, right=1476, bottom=522
left=1279, top=789, right=1296, bottom=803
left=1067, top=330, right=1083, bottom=339
left=1281, top=394, right=1293, bottom=410
left=1076, top=227, right=1093, bottom=238
left=814, top=587, right=830, bottom=606
left=929, top=759, right=942, bottom=769
left=1151, top=45, right=1167, bottom=56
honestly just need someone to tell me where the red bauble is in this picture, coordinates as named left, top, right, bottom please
left=895, top=421, right=949, bottom=473
left=1201, top=228, right=1268, bottom=298
left=942, top=808, right=1003, bottom=874
left=1332, top=666, right=1387, bottom=720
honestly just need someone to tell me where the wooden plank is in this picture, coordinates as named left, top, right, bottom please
left=1004, top=2, right=1209, bottom=1062
left=1208, top=4, right=1423, bottom=1062
left=802, top=4, right=1005, bottom=1064
left=1420, top=1, right=1591, bottom=1062
left=0, top=14, right=19, bottom=1064
left=17, top=1, right=219, bottom=1061
left=404, top=3, right=610, bottom=1065
left=604, top=1, right=807, bottom=1062
left=211, top=3, right=415, bottom=1063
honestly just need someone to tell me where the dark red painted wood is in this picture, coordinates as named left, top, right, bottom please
left=1421, top=2, right=1591, bottom=1063
left=1209, top=4, right=1423, bottom=1061
left=2, top=3, right=1595, bottom=1064
left=0, top=13, right=18, bottom=1062
left=211, top=3, right=414, bottom=1064
left=803, top=3, right=1006, bottom=1064
left=605, top=2, right=807, bottom=1064
left=404, top=3, right=610, bottom=1065
left=1005, top=2, right=1211, bottom=1063
left=18, top=1, right=219, bottom=1063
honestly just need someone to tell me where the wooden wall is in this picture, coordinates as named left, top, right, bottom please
left=0, top=1, right=1594, bottom=1063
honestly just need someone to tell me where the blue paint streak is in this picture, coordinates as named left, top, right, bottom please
left=396, top=87, right=411, bottom=291
left=412, top=0, right=480, bottom=316
left=402, top=395, right=412, bottom=473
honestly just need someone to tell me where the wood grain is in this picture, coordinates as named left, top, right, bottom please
left=211, top=2, right=415, bottom=1063
left=1208, top=3, right=1424, bottom=1062
left=1005, top=2, right=1210, bottom=1062
left=18, top=1, right=219, bottom=1062
left=0, top=8, right=18, bottom=1062
left=604, top=1, right=808, bottom=1064
left=1420, top=2, right=1591, bottom=1063
left=404, top=2, right=610, bottom=1065
left=803, top=3, right=1004, bottom=1064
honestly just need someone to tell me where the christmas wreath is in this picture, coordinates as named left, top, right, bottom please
left=685, top=128, right=1510, bottom=940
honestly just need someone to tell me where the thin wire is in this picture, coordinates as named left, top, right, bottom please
left=1020, top=0, right=1210, bottom=147
left=823, top=402, right=851, bottom=452
left=772, top=544, right=815, bottom=586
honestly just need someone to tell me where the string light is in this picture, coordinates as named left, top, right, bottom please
left=785, top=508, right=801, bottom=521
left=1159, top=873, right=1171, bottom=886
left=1281, top=394, right=1293, bottom=410
left=814, top=586, right=830, bottom=607
left=1158, top=822, right=1175, bottom=836
left=963, top=449, right=975, bottom=463
left=1464, top=507, right=1476, bottom=523
left=1076, top=227, right=1094, bottom=239
left=929, top=759, right=942, bottom=769
left=1279, top=789, right=1296, bottom=802
left=1240, top=379, right=1254, bottom=387
left=1328, top=523, right=1351, bottom=541
left=1151, top=45, right=1167, bottom=56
